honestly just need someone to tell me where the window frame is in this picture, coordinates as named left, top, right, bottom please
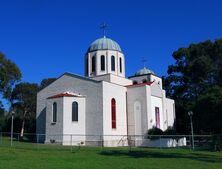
left=155, top=107, right=160, bottom=128
left=119, top=57, right=122, bottom=73
left=111, top=98, right=116, bottom=129
left=72, top=101, right=78, bottom=122
left=100, top=55, right=105, bottom=71
left=133, top=81, right=138, bottom=84
left=91, top=55, right=96, bottom=73
left=111, top=55, right=115, bottom=71
left=52, top=102, right=57, bottom=123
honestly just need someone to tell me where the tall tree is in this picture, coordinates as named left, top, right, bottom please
left=0, top=101, right=5, bottom=131
left=11, top=82, right=39, bottom=136
left=164, top=38, right=222, bottom=134
left=39, top=78, right=56, bottom=90
left=0, top=52, right=22, bottom=99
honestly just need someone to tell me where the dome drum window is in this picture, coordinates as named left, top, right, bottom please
left=91, top=56, right=96, bottom=72
left=111, top=55, right=115, bottom=71
left=101, top=55, right=105, bottom=71
left=119, top=57, right=122, bottom=73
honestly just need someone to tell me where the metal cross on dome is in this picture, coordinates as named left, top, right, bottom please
left=141, top=57, right=147, bottom=68
left=100, top=22, right=108, bottom=38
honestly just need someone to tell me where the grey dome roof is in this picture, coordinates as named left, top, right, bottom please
left=87, top=37, right=122, bottom=52
left=135, top=67, right=155, bottom=76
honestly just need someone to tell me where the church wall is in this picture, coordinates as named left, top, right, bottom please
left=96, top=50, right=108, bottom=76
left=150, top=96, right=164, bottom=130
left=129, top=75, right=150, bottom=84
left=109, top=74, right=132, bottom=86
left=91, top=74, right=132, bottom=86
left=146, top=86, right=152, bottom=130
left=87, top=50, right=125, bottom=78
left=151, top=83, right=163, bottom=98
left=106, top=50, right=124, bottom=77
left=90, top=73, right=111, bottom=82
left=150, top=75, right=162, bottom=89
left=162, top=90, right=167, bottom=131
left=45, top=97, right=64, bottom=144
left=62, top=97, right=86, bottom=145
left=127, top=86, right=148, bottom=137
left=36, top=74, right=103, bottom=143
left=165, top=98, right=175, bottom=128
left=102, top=81, right=128, bottom=146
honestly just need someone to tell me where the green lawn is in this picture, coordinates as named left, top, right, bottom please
left=0, top=140, right=222, bottom=169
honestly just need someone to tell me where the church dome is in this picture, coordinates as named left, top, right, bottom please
left=135, top=67, right=155, bottom=76
left=87, top=37, right=122, bottom=53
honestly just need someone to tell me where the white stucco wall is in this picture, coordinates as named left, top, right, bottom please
left=165, top=98, right=175, bottom=128
left=36, top=73, right=103, bottom=143
left=129, top=74, right=151, bottom=84
left=86, top=50, right=125, bottom=78
left=63, top=97, right=86, bottom=145
left=45, top=97, right=63, bottom=144
left=102, top=81, right=128, bottom=146
left=150, top=75, right=162, bottom=89
left=150, top=96, right=164, bottom=130
left=91, top=74, right=132, bottom=86
left=126, top=86, right=149, bottom=136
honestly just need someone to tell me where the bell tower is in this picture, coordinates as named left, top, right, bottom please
left=85, top=30, right=125, bottom=78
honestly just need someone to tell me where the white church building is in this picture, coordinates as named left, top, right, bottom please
left=36, top=35, right=175, bottom=147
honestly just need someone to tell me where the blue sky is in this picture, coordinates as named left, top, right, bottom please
left=0, top=0, right=222, bottom=84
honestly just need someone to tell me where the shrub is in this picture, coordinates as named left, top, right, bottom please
left=163, top=127, right=177, bottom=135
left=147, top=127, right=163, bottom=135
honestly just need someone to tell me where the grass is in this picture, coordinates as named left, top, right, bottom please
left=0, top=138, right=222, bottom=169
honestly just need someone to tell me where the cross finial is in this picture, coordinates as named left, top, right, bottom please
left=100, top=22, right=108, bottom=38
left=141, top=57, right=147, bottom=68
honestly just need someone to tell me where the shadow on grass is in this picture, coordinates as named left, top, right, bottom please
left=99, top=149, right=222, bottom=163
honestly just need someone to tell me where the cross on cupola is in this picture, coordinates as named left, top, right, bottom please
left=141, top=57, right=147, bottom=68
left=100, top=22, right=108, bottom=38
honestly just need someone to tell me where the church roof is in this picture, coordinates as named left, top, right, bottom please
left=126, top=81, right=153, bottom=88
left=87, top=37, right=122, bottom=53
left=135, top=67, right=155, bottom=76
left=47, top=92, right=84, bottom=99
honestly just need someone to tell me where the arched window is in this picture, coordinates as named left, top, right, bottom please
left=155, top=107, right=160, bottom=128
left=85, top=57, right=88, bottom=76
left=111, top=98, right=116, bottom=129
left=101, top=55, right=105, bottom=71
left=52, top=102, right=57, bottom=123
left=111, top=55, right=115, bottom=71
left=142, top=79, right=147, bottom=83
left=133, top=81, right=138, bottom=85
left=92, top=56, right=96, bottom=72
left=119, top=57, right=122, bottom=73
left=72, top=101, right=78, bottom=122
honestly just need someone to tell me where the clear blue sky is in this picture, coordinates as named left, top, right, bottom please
left=0, top=0, right=222, bottom=84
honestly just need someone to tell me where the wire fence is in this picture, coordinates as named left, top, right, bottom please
left=0, top=132, right=220, bottom=151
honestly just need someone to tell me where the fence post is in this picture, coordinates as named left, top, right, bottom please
left=0, top=132, right=2, bottom=145
left=17, top=133, right=19, bottom=142
left=189, top=135, right=192, bottom=150
left=36, top=134, right=39, bottom=150
left=128, top=135, right=132, bottom=152
left=159, top=135, right=162, bottom=149
left=70, top=135, right=73, bottom=152
left=100, top=135, right=103, bottom=148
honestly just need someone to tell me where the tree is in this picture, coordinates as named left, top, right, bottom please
left=0, top=52, right=22, bottom=99
left=11, top=82, right=39, bottom=136
left=194, top=86, right=222, bottom=134
left=164, top=38, right=222, bottom=134
left=39, top=78, right=56, bottom=90
left=0, top=101, right=5, bottom=131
